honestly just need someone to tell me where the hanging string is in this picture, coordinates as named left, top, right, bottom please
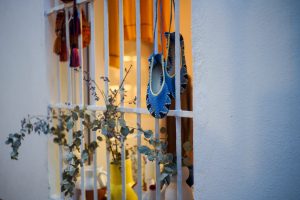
left=169, top=0, right=174, bottom=33
left=159, top=0, right=164, bottom=56
left=166, top=0, right=175, bottom=52
left=153, top=0, right=159, bottom=53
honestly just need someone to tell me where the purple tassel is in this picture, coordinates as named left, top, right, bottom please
left=70, top=48, right=80, bottom=67
left=74, top=8, right=81, bottom=35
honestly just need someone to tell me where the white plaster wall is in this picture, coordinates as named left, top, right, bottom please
left=192, top=0, right=300, bottom=199
left=0, top=1, right=49, bottom=200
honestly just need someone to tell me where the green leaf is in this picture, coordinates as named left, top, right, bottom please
left=160, top=127, right=167, bottom=133
left=129, top=128, right=135, bottom=134
left=160, top=173, right=169, bottom=181
left=82, top=150, right=89, bottom=162
left=66, top=120, right=73, bottom=130
left=65, top=152, right=74, bottom=162
left=164, top=166, right=174, bottom=173
left=120, top=126, right=130, bottom=137
left=166, top=153, right=173, bottom=162
left=101, top=126, right=108, bottom=136
left=138, top=145, right=151, bottom=155
left=5, top=138, right=13, bottom=145
left=79, top=110, right=85, bottom=119
left=74, top=105, right=80, bottom=112
left=71, top=111, right=78, bottom=121
left=144, top=130, right=153, bottom=138
left=107, top=119, right=116, bottom=128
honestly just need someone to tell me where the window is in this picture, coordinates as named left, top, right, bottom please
left=46, top=0, right=193, bottom=199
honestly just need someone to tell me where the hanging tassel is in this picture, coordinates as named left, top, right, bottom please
left=53, top=35, right=62, bottom=55
left=74, top=7, right=81, bottom=36
left=53, top=10, right=68, bottom=62
left=70, top=47, right=80, bottom=67
left=69, top=0, right=81, bottom=37
left=60, top=38, right=68, bottom=62
left=68, top=0, right=81, bottom=68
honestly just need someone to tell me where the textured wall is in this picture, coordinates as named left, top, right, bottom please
left=192, top=0, right=300, bottom=199
left=0, top=1, right=49, bottom=200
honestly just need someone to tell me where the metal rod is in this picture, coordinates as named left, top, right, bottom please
left=118, top=0, right=126, bottom=199
left=135, top=0, right=142, bottom=199
left=49, top=104, right=194, bottom=118
left=55, top=44, right=64, bottom=199
left=103, top=0, right=111, bottom=199
left=87, top=2, right=98, bottom=199
left=174, top=0, right=182, bottom=199
left=155, top=118, right=160, bottom=200
left=78, top=3, right=86, bottom=199
left=153, top=1, right=160, bottom=199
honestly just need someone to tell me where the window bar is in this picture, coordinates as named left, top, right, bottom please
left=135, top=0, right=142, bottom=199
left=54, top=2, right=64, bottom=198
left=78, top=3, right=86, bottom=200
left=118, top=0, right=126, bottom=200
left=87, top=2, right=98, bottom=199
left=58, top=130, right=64, bottom=200
left=64, top=8, right=73, bottom=144
left=103, top=0, right=111, bottom=199
left=55, top=20, right=64, bottom=200
left=152, top=1, right=160, bottom=199
left=174, top=0, right=182, bottom=199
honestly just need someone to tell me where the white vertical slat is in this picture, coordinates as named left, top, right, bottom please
left=103, top=0, right=111, bottom=199
left=88, top=2, right=98, bottom=200
left=64, top=8, right=73, bottom=145
left=174, top=0, right=182, bottom=200
left=78, top=4, right=86, bottom=200
left=56, top=53, right=64, bottom=200
left=58, top=141, right=64, bottom=199
left=118, top=0, right=126, bottom=199
left=54, top=2, right=64, bottom=200
left=155, top=118, right=160, bottom=200
left=135, top=0, right=142, bottom=199
left=152, top=1, right=160, bottom=199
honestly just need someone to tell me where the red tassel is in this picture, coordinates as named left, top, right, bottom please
left=70, top=48, right=80, bottom=67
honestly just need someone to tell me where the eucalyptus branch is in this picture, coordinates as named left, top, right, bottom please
left=5, top=66, right=154, bottom=198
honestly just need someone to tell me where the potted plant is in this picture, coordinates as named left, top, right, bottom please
left=137, top=129, right=194, bottom=200
left=4, top=65, right=153, bottom=200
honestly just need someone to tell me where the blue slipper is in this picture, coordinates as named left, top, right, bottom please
left=164, top=32, right=188, bottom=98
left=146, top=54, right=172, bottom=119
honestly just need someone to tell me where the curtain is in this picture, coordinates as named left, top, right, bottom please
left=108, top=0, right=173, bottom=67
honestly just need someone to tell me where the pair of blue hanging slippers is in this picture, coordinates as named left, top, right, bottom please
left=146, top=32, right=188, bottom=119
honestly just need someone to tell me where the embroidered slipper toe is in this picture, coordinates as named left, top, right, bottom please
left=164, top=32, right=189, bottom=98
left=146, top=54, right=172, bottom=119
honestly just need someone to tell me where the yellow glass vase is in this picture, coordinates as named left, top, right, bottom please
left=110, top=159, right=138, bottom=200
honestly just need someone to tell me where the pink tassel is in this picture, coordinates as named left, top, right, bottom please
left=70, top=48, right=80, bottom=67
